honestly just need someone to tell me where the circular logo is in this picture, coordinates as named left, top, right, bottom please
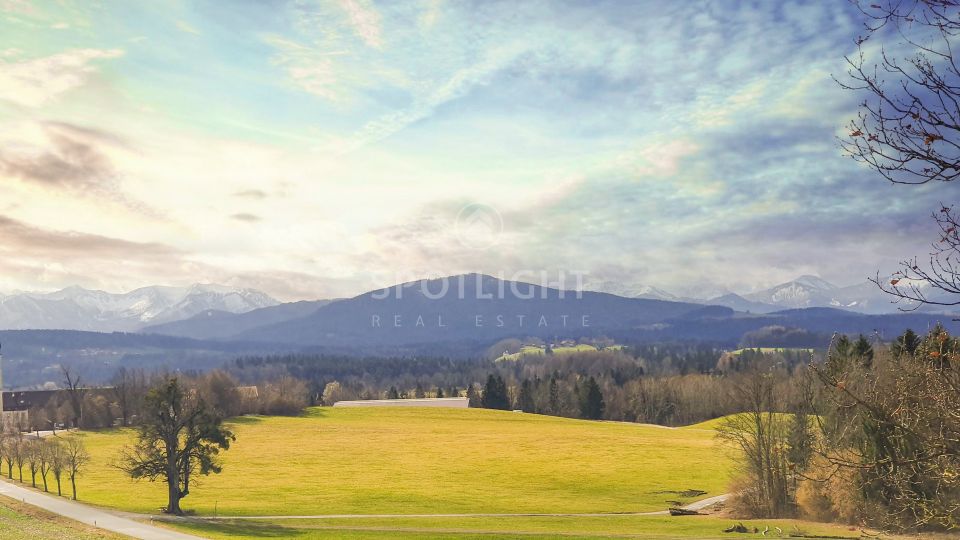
left=455, top=203, right=503, bottom=249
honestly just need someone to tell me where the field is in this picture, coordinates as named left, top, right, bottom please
left=63, top=407, right=861, bottom=539
left=0, top=495, right=127, bottom=539
left=76, top=407, right=729, bottom=516
left=498, top=343, right=624, bottom=361
left=728, top=347, right=814, bottom=356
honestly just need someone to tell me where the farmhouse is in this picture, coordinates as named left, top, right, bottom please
left=333, top=397, right=469, bottom=408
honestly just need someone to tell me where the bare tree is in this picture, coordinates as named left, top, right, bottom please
left=25, top=438, right=39, bottom=488
left=807, top=328, right=960, bottom=530
left=61, top=365, right=85, bottom=428
left=873, top=205, right=960, bottom=308
left=840, top=1, right=960, bottom=185
left=38, top=439, right=53, bottom=492
left=12, top=430, right=25, bottom=482
left=111, top=367, right=147, bottom=427
left=839, top=2, right=960, bottom=307
left=0, top=430, right=9, bottom=480
left=48, top=439, right=65, bottom=496
left=64, top=437, right=90, bottom=501
left=119, top=377, right=234, bottom=515
left=717, top=363, right=793, bottom=518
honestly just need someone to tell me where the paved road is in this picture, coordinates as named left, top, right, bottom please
left=0, top=478, right=202, bottom=540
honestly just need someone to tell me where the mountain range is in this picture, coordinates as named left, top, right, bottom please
left=1, top=274, right=958, bottom=388
left=0, top=284, right=279, bottom=332
left=588, top=275, right=930, bottom=314
left=0, top=274, right=950, bottom=340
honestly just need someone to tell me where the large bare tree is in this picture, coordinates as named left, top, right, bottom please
left=119, top=377, right=234, bottom=515
left=840, top=1, right=960, bottom=307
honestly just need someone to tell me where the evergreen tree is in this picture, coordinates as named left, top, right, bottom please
left=481, top=374, right=510, bottom=410
left=415, top=383, right=425, bottom=399
left=548, top=377, right=561, bottom=415
left=517, top=379, right=535, bottom=412
left=466, top=384, right=480, bottom=408
left=436, top=387, right=444, bottom=398
left=787, top=411, right=812, bottom=470
left=386, top=386, right=400, bottom=400
left=579, top=377, right=605, bottom=420
left=892, top=328, right=920, bottom=357
left=853, top=334, right=875, bottom=368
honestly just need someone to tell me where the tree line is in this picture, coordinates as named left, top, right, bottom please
left=717, top=327, right=960, bottom=532
left=0, top=430, right=89, bottom=500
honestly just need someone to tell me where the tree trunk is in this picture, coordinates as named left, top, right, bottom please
left=55, top=474, right=61, bottom=496
left=165, top=438, right=182, bottom=515
left=70, top=474, right=77, bottom=500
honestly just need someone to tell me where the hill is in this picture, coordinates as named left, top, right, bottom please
left=142, top=300, right=336, bottom=340
left=241, top=274, right=708, bottom=346
left=68, top=407, right=861, bottom=540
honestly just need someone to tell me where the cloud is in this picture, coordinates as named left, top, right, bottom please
left=230, top=213, right=262, bottom=222
left=337, top=0, right=383, bottom=49
left=233, top=189, right=269, bottom=199
left=176, top=20, right=200, bottom=35
left=0, top=215, right=178, bottom=258
left=0, top=123, right=126, bottom=195
left=0, top=48, right=123, bottom=107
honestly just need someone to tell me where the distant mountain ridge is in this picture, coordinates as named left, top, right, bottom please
left=143, top=299, right=336, bottom=340
left=0, top=284, right=279, bottom=332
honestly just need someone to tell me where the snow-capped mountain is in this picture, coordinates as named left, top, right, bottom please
left=705, top=293, right=780, bottom=314
left=744, top=275, right=839, bottom=309
left=582, top=281, right=680, bottom=301
left=0, top=284, right=279, bottom=332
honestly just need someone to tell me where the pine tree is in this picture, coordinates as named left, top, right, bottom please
left=436, top=387, right=444, bottom=398
left=517, top=379, right=535, bottom=412
left=387, top=386, right=400, bottom=400
left=415, top=383, right=425, bottom=399
left=466, top=384, right=480, bottom=408
left=548, top=377, right=561, bottom=416
left=892, top=328, right=920, bottom=357
left=578, top=377, right=604, bottom=420
left=481, top=374, right=510, bottom=410
left=853, top=334, right=875, bottom=368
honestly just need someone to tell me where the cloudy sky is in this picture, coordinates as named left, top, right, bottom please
left=0, top=0, right=947, bottom=300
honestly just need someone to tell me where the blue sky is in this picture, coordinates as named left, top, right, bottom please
left=0, top=0, right=945, bottom=300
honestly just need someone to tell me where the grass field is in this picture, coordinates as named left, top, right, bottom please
left=62, top=407, right=867, bottom=539
left=0, top=495, right=127, bottom=539
left=76, top=407, right=730, bottom=516
left=498, top=343, right=624, bottom=361
left=728, top=347, right=814, bottom=356
left=164, top=515, right=863, bottom=540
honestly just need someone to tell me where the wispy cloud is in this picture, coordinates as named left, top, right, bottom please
left=337, top=0, right=382, bottom=49
left=0, top=48, right=123, bottom=107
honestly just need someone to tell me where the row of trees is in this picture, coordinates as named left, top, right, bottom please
left=24, top=368, right=312, bottom=432
left=308, top=346, right=811, bottom=426
left=718, top=327, right=960, bottom=531
left=0, top=431, right=88, bottom=500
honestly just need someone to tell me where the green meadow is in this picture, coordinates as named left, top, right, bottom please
left=45, top=407, right=861, bottom=538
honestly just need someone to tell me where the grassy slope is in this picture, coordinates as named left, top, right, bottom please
left=0, top=494, right=128, bottom=539
left=166, top=515, right=862, bottom=540
left=77, top=407, right=729, bottom=516
left=498, top=344, right=624, bottom=361
left=73, top=407, right=865, bottom=539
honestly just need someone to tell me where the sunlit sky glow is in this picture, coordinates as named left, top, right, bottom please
left=0, top=0, right=944, bottom=300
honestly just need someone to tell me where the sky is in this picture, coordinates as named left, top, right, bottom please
left=0, top=0, right=948, bottom=301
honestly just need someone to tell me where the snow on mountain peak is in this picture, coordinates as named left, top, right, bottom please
left=0, top=284, right=280, bottom=332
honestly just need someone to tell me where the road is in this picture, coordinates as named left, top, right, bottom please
left=0, top=478, right=202, bottom=540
